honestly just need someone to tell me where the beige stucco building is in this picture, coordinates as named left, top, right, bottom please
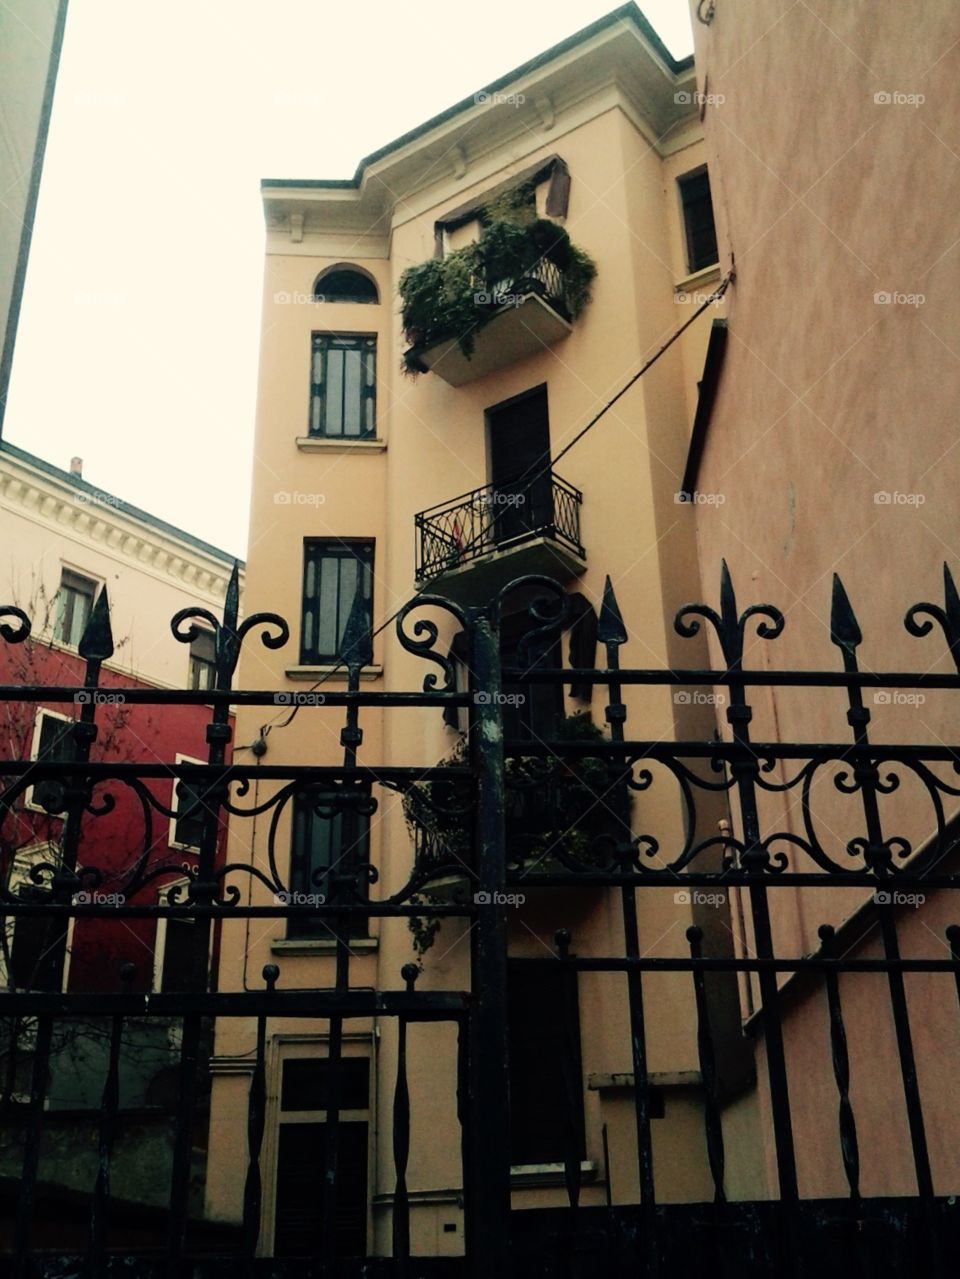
left=206, top=4, right=749, bottom=1258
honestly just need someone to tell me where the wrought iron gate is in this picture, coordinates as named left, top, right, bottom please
left=2, top=564, right=960, bottom=1276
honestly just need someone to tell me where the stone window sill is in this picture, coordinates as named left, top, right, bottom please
left=295, top=437, right=386, bottom=454
left=270, top=937, right=379, bottom=956
left=284, top=664, right=383, bottom=681
left=510, top=1160, right=597, bottom=1186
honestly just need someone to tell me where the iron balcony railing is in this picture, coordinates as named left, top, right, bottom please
left=414, top=471, right=584, bottom=583
left=481, top=255, right=571, bottom=318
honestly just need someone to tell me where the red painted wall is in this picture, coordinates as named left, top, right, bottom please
left=0, top=637, right=231, bottom=993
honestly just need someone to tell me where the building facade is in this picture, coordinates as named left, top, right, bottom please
left=0, top=440, right=241, bottom=1237
left=0, top=0, right=68, bottom=437
left=206, top=4, right=739, bottom=1258
left=686, top=0, right=960, bottom=1205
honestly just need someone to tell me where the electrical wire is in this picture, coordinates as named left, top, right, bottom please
left=258, top=270, right=733, bottom=742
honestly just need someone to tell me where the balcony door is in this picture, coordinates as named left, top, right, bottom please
left=487, top=386, right=553, bottom=546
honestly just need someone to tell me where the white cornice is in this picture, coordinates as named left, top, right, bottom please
left=262, top=22, right=700, bottom=241
left=0, top=457, right=239, bottom=604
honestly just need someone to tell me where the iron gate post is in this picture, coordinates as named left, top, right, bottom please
left=466, top=610, right=512, bottom=1277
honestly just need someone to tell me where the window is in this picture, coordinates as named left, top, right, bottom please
left=314, top=267, right=379, bottom=304
left=288, top=787, right=370, bottom=938
left=54, top=569, right=97, bottom=647
left=508, top=961, right=585, bottom=1166
left=153, top=881, right=196, bottom=992
left=300, top=541, right=374, bottom=665
left=28, top=709, right=74, bottom=812
left=309, top=335, right=376, bottom=439
left=1, top=843, right=65, bottom=992
left=189, top=628, right=216, bottom=690
left=500, top=614, right=563, bottom=743
left=274, top=1056, right=370, bottom=1256
left=170, top=754, right=205, bottom=851
left=678, top=168, right=719, bottom=273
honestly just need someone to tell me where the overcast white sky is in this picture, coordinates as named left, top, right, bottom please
left=6, top=0, right=693, bottom=559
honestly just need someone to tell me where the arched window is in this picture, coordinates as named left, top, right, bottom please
left=313, top=266, right=379, bottom=304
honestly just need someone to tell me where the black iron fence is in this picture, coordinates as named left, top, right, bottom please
left=2, top=564, right=960, bottom=1275
left=414, top=472, right=583, bottom=583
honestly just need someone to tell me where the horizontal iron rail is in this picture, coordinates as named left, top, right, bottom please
left=0, top=902, right=474, bottom=918
left=7, top=745, right=960, bottom=777
left=1, top=668, right=959, bottom=706
left=506, top=872, right=960, bottom=888
left=501, top=740, right=960, bottom=758
left=0, top=685, right=471, bottom=706
left=504, top=668, right=960, bottom=688
left=0, top=761, right=471, bottom=779
left=0, top=990, right=470, bottom=1017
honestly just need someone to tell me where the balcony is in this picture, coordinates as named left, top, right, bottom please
left=414, top=472, right=585, bottom=603
left=399, top=212, right=596, bottom=387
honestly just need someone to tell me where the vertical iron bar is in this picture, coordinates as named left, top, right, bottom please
left=242, top=966, right=274, bottom=1262
left=167, top=568, right=238, bottom=1268
left=456, top=1013, right=472, bottom=1262
left=831, top=576, right=941, bottom=1276
left=467, top=610, right=512, bottom=1279
left=319, top=586, right=370, bottom=1268
left=598, top=580, right=657, bottom=1274
left=817, top=926, right=860, bottom=1201
left=686, top=927, right=726, bottom=1203
left=555, top=929, right=583, bottom=1216
left=87, top=963, right=135, bottom=1271
left=13, top=1012, right=53, bottom=1279
left=392, top=964, right=418, bottom=1270
left=15, top=590, right=112, bottom=1273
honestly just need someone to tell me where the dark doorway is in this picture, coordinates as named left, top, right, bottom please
left=487, top=386, right=553, bottom=545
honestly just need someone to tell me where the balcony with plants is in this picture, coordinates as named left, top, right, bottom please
left=399, top=190, right=597, bottom=386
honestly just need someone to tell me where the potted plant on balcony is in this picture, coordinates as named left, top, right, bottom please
left=505, top=712, right=633, bottom=873
left=399, top=185, right=597, bottom=373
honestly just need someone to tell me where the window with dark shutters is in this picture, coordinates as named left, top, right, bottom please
left=273, top=1057, right=370, bottom=1257
left=678, top=168, right=719, bottom=273
left=507, top=960, right=585, bottom=1165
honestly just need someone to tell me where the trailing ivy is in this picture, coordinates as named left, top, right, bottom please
left=399, top=188, right=597, bottom=372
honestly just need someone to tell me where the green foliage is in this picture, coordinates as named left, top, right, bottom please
left=399, top=193, right=597, bottom=372
left=505, top=713, right=633, bottom=870
left=407, top=896, right=442, bottom=968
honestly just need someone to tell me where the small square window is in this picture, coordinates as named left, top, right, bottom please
left=54, top=570, right=97, bottom=648
left=678, top=168, right=719, bottom=274
left=309, top=335, right=376, bottom=439
left=171, top=756, right=206, bottom=851
left=189, top=629, right=216, bottom=690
